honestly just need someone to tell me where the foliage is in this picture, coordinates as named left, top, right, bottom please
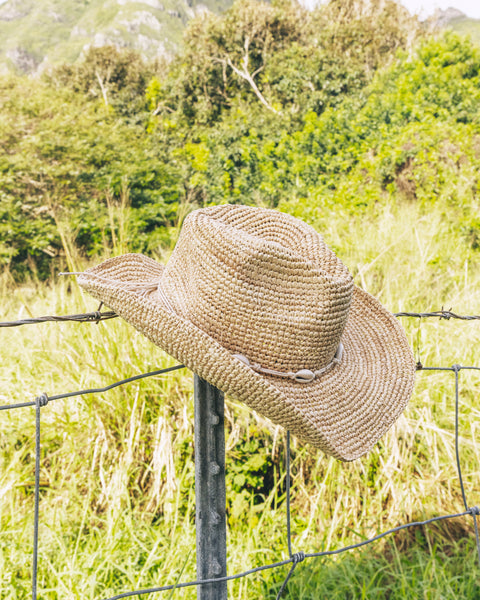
left=155, top=0, right=421, bottom=125
left=0, top=74, right=182, bottom=279
left=179, top=32, right=480, bottom=241
left=1, top=3, right=480, bottom=284
left=226, top=429, right=277, bottom=524
left=47, top=46, right=157, bottom=119
left=155, top=0, right=309, bottom=124
left=1, top=198, right=480, bottom=598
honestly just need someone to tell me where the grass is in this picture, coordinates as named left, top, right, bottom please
left=0, top=198, right=479, bottom=598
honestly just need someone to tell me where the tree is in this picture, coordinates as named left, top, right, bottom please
left=47, top=46, right=157, bottom=119
left=314, top=0, right=422, bottom=75
left=0, top=74, right=182, bottom=279
left=154, top=0, right=422, bottom=125
left=156, top=0, right=309, bottom=124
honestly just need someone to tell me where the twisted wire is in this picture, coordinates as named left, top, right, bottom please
left=0, top=308, right=479, bottom=329
left=394, top=309, right=480, bottom=320
left=0, top=311, right=117, bottom=327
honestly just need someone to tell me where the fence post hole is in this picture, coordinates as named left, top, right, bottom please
left=194, top=375, right=228, bottom=600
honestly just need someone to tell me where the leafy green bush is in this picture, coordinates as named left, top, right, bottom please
left=0, top=75, right=181, bottom=278
left=180, top=32, right=480, bottom=248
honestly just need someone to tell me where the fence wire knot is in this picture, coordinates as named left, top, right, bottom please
left=275, top=552, right=306, bottom=600
left=469, top=506, right=480, bottom=516
left=35, top=393, right=49, bottom=408
left=452, top=364, right=462, bottom=372
left=291, top=551, right=305, bottom=564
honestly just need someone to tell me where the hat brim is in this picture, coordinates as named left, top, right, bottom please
left=78, top=253, right=415, bottom=461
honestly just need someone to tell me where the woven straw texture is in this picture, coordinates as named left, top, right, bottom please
left=78, top=205, right=415, bottom=461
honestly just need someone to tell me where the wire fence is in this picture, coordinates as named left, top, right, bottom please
left=1, top=308, right=479, bottom=599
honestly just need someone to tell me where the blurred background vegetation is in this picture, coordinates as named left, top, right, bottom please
left=1, top=0, right=480, bottom=598
left=1, top=0, right=479, bottom=281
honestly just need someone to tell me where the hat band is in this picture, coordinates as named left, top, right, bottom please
left=233, top=342, right=344, bottom=383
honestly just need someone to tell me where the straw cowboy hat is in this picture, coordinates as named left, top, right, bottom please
left=77, top=204, right=415, bottom=461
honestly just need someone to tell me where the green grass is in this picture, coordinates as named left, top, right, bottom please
left=1, top=198, right=480, bottom=598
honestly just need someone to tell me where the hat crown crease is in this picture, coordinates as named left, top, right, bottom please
left=159, top=206, right=354, bottom=373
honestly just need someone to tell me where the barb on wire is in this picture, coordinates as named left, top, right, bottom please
left=0, top=310, right=118, bottom=328
left=394, top=309, right=480, bottom=320
left=1, top=307, right=478, bottom=330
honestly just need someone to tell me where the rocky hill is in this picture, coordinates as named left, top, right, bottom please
left=428, top=7, right=480, bottom=45
left=449, top=17, right=480, bottom=46
left=0, top=0, right=233, bottom=74
left=2, top=1, right=480, bottom=76
left=430, top=7, right=466, bottom=27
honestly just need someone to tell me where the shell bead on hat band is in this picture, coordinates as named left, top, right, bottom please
left=232, top=341, right=344, bottom=383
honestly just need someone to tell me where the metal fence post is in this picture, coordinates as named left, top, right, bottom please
left=194, top=375, right=228, bottom=600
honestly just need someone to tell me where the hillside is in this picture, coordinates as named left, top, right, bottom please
left=2, top=0, right=480, bottom=76
left=450, top=17, right=480, bottom=45
left=429, top=7, right=480, bottom=45
left=0, top=0, right=232, bottom=74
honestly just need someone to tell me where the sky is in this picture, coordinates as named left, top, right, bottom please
left=0, top=0, right=479, bottom=19
left=299, top=0, right=480, bottom=18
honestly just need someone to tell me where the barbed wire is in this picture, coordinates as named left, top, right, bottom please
left=0, top=307, right=478, bottom=329
left=1, top=309, right=479, bottom=599
left=0, top=310, right=117, bottom=327
left=394, top=309, right=480, bottom=320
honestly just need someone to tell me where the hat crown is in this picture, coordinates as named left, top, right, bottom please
left=160, top=206, right=354, bottom=372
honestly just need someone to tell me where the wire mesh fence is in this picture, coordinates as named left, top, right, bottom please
left=1, top=308, right=479, bottom=599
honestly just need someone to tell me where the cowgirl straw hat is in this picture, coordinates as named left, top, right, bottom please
left=76, top=204, right=415, bottom=461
